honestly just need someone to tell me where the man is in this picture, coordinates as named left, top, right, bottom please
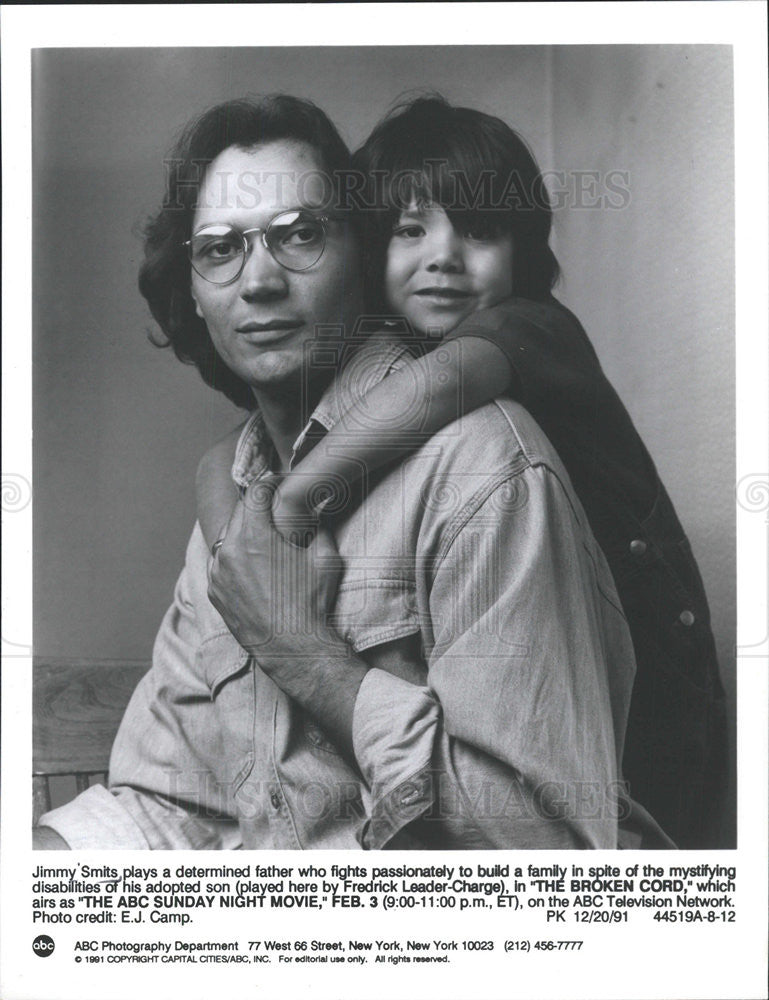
left=35, top=95, right=668, bottom=849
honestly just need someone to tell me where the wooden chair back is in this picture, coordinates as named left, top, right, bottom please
left=33, top=660, right=149, bottom=824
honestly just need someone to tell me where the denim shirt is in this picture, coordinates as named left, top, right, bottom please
left=41, top=338, right=671, bottom=851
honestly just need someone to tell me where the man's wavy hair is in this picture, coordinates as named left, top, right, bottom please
left=353, top=94, right=561, bottom=312
left=139, top=95, right=354, bottom=409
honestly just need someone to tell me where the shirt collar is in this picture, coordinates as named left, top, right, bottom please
left=230, top=335, right=410, bottom=489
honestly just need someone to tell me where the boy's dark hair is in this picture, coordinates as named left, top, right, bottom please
left=138, top=95, right=354, bottom=409
left=353, top=94, right=560, bottom=310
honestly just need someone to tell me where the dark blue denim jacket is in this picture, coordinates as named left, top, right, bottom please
left=448, top=297, right=728, bottom=848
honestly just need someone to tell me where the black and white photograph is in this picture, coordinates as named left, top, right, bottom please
left=2, top=4, right=767, bottom=1000
left=29, top=42, right=736, bottom=852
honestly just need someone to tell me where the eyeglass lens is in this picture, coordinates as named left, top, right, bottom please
left=188, top=211, right=326, bottom=283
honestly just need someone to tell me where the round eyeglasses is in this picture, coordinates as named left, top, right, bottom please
left=184, top=210, right=334, bottom=284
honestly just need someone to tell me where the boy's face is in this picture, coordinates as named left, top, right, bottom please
left=384, top=204, right=514, bottom=335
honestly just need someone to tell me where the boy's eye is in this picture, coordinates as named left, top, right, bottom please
left=460, top=221, right=500, bottom=242
left=392, top=224, right=425, bottom=239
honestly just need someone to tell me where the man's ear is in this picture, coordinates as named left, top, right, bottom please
left=191, top=290, right=204, bottom=320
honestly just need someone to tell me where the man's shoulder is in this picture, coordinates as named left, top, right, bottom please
left=386, top=397, right=584, bottom=556
left=352, top=336, right=567, bottom=472
left=196, top=421, right=249, bottom=487
left=428, top=396, right=569, bottom=482
left=346, top=336, right=568, bottom=473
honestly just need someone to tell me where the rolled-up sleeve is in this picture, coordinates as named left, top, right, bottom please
left=352, top=462, right=633, bottom=850
left=39, top=784, right=154, bottom=850
left=40, top=524, right=242, bottom=850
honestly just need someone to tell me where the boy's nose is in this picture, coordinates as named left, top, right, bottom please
left=239, top=239, right=289, bottom=302
left=425, top=228, right=465, bottom=274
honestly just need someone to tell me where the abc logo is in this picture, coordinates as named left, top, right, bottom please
left=32, top=934, right=55, bottom=958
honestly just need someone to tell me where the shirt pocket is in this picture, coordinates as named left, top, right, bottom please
left=333, top=578, right=422, bottom=653
left=198, top=632, right=256, bottom=792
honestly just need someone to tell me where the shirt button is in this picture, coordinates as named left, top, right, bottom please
left=399, top=784, right=420, bottom=805
left=679, top=610, right=695, bottom=627
left=270, top=792, right=281, bottom=810
left=629, top=539, right=647, bottom=556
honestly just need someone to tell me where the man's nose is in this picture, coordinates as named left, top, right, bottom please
left=425, top=227, right=465, bottom=274
left=238, top=239, right=289, bottom=301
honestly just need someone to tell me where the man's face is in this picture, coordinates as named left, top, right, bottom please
left=191, top=141, right=361, bottom=393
